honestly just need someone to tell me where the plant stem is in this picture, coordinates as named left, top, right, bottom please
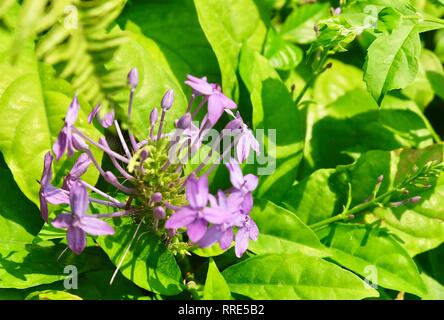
left=294, top=51, right=329, bottom=107
left=309, top=189, right=397, bottom=230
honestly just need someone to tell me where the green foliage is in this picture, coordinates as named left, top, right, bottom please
left=0, top=0, right=444, bottom=301
left=222, top=253, right=379, bottom=299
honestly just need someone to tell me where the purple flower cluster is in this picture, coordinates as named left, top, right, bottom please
left=39, top=70, right=260, bottom=257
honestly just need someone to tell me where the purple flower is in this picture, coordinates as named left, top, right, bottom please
left=52, top=182, right=114, bottom=255
left=226, top=159, right=258, bottom=196
left=234, top=214, right=259, bottom=257
left=165, top=175, right=231, bottom=242
left=88, top=105, right=114, bottom=128
left=128, top=68, right=139, bottom=89
left=198, top=191, right=243, bottom=249
left=185, top=75, right=236, bottom=125
left=53, top=95, right=88, bottom=160
left=62, top=153, right=91, bottom=191
left=39, top=152, right=70, bottom=221
left=227, top=112, right=260, bottom=163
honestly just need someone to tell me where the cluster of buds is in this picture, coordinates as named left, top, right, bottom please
left=39, top=69, right=260, bottom=258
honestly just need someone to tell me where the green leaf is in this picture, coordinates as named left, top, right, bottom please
left=0, top=31, right=103, bottom=205
left=249, top=199, right=328, bottom=257
left=203, top=258, right=231, bottom=300
left=25, top=290, right=82, bottom=300
left=0, top=166, right=42, bottom=244
left=282, top=169, right=342, bottom=225
left=403, top=49, right=444, bottom=108
left=364, top=23, right=421, bottom=105
left=239, top=47, right=305, bottom=202
left=264, top=28, right=303, bottom=71
left=279, top=3, right=330, bottom=44
left=420, top=273, right=444, bottom=300
left=318, top=224, right=426, bottom=296
left=304, top=60, right=436, bottom=174
left=194, top=0, right=267, bottom=99
left=97, top=224, right=183, bottom=295
left=0, top=243, right=109, bottom=289
left=222, top=253, right=379, bottom=299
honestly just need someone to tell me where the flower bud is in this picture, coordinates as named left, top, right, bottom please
left=151, top=192, right=163, bottom=203
left=161, top=89, right=174, bottom=110
left=99, top=110, right=115, bottom=128
left=410, top=196, right=422, bottom=204
left=175, top=112, right=192, bottom=129
left=128, top=68, right=139, bottom=89
left=150, top=107, right=158, bottom=126
left=154, top=206, right=166, bottom=220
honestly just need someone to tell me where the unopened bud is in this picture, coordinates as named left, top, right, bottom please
left=377, top=175, right=384, bottom=183
left=409, top=196, right=422, bottom=204
left=161, top=89, right=174, bottom=110
left=154, top=206, right=166, bottom=220
left=151, top=192, right=162, bottom=203
left=150, top=107, right=158, bottom=126
left=175, top=112, right=192, bottom=129
left=128, top=68, right=139, bottom=89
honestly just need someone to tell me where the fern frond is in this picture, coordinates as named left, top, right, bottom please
left=1, top=0, right=129, bottom=111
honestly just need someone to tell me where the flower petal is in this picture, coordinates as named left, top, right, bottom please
left=244, top=174, right=259, bottom=192
left=65, top=95, right=80, bottom=126
left=198, top=226, right=223, bottom=248
left=207, top=95, right=225, bottom=125
left=67, top=226, right=86, bottom=255
left=202, top=207, right=233, bottom=224
left=226, top=159, right=244, bottom=189
left=99, top=110, right=115, bottom=128
left=187, top=218, right=207, bottom=243
left=88, top=105, right=101, bottom=124
left=69, top=153, right=92, bottom=180
left=77, top=216, right=115, bottom=236
left=186, top=175, right=209, bottom=209
left=236, top=134, right=250, bottom=163
left=234, top=227, right=250, bottom=258
left=43, top=185, right=70, bottom=205
left=217, top=93, right=237, bottom=109
left=69, top=182, right=89, bottom=217
left=249, top=219, right=259, bottom=241
left=165, top=207, right=196, bottom=229
left=39, top=194, right=49, bottom=222
left=52, top=213, right=74, bottom=229
left=53, top=126, right=68, bottom=161
left=41, top=152, right=53, bottom=186
left=219, top=228, right=234, bottom=250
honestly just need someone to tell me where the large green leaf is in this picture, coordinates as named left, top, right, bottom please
left=364, top=23, right=421, bottom=105
left=203, top=258, right=231, bottom=300
left=282, top=169, right=342, bottom=225
left=0, top=243, right=109, bottom=289
left=97, top=224, right=183, bottom=296
left=279, top=2, right=330, bottom=44
left=0, top=166, right=42, bottom=244
left=222, top=253, right=379, bottom=299
left=318, top=224, right=426, bottom=296
left=114, top=0, right=220, bottom=137
left=420, top=273, right=444, bottom=300
left=240, top=47, right=305, bottom=202
left=194, top=0, right=267, bottom=99
left=304, top=60, right=435, bottom=174
left=0, top=25, right=102, bottom=206
left=264, top=28, right=303, bottom=71
left=249, top=199, right=328, bottom=257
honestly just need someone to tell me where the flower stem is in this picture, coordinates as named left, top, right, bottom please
left=294, top=51, right=329, bottom=107
left=309, top=189, right=397, bottom=230
left=114, top=120, right=132, bottom=158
